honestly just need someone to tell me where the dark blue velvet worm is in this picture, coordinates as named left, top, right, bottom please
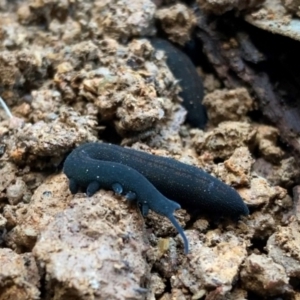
left=150, top=38, right=207, bottom=129
left=63, top=143, right=249, bottom=254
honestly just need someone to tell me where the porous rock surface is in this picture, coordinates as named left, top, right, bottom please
left=0, top=0, right=300, bottom=299
left=33, top=192, right=148, bottom=300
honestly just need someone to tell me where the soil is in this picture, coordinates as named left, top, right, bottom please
left=1, top=0, right=300, bottom=299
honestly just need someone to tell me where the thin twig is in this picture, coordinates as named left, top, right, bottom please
left=0, top=96, right=13, bottom=118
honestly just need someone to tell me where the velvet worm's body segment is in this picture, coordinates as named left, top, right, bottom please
left=65, top=143, right=249, bottom=218
left=64, top=146, right=190, bottom=254
left=150, top=38, right=207, bottom=129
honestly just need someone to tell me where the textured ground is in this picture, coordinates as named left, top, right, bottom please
left=0, top=0, right=300, bottom=299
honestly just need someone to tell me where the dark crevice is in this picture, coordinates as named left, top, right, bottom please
left=249, top=237, right=268, bottom=254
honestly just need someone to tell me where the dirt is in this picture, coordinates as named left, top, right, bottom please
left=0, top=0, right=300, bottom=299
left=245, top=0, right=300, bottom=41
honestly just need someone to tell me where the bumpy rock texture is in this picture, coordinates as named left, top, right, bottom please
left=196, top=0, right=265, bottom=14
left=1, top=0, right=300, bottom=299
left=33, top=192, right=148, bottom=300
left=203, top=88, right=254, bottom=125
left=0, top=249, right=40, bottom=300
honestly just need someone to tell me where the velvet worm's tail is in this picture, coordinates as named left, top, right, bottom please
left=168, top=214, right=189, bottom=254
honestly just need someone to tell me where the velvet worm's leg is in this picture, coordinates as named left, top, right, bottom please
left=112, top=183, right=123, bottom=195
left=86, top=181, right=101, bottom=197
left=125, top=191, right=136, bottom=202
left=140, top=203, right=149, bottom=216
left=69, top=178, right=79, bottom=194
